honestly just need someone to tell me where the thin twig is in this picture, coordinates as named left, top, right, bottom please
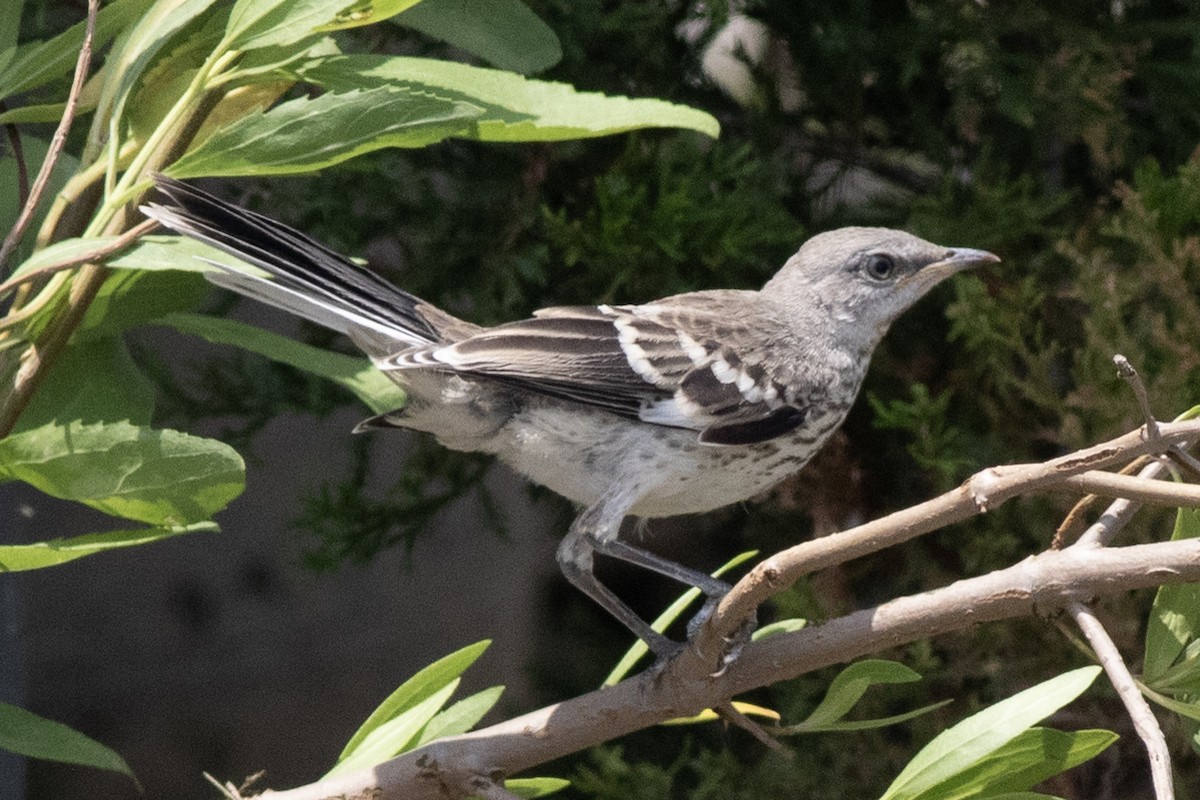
left=1068, top=601, right=1174, bottom=800
left=1052, top=470, right=1200, bottom=507
left=714, top=701, right=785, bottom=750
left=1115, top=354, right=1160, bottom=441
left=0, top=218, right=158, bottom=296
left=0, top=101, right=29, bottom=208
left=0, top=0, right=99, bottom=274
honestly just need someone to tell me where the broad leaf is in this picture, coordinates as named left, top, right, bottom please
left=0, top=522, right=217, bottom=571
left=296, top=55, right=720, bottom=141
left=168, top=86, right=481, bottom=177
left=397, top=0, right=561, bottom=74
left=0, top=703, right=137, bottom=786
left=0, top=421, right=244, bottom=526
left=13, top=337, right=156, bottom=433
left=158, top=312, right=405, bottom=414
left=880, top=667, right=1102, bottom=800
left=225, top=0, right=357, bottom=51
left=339, top=641, right=490, bottom=760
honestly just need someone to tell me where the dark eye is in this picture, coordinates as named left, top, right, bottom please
left=865, top=254, right=896, bottom=281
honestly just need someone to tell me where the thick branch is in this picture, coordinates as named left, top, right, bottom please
left=259, top=537, right=1200, bottom=800
left=703, top=419, right=1200, bottom=647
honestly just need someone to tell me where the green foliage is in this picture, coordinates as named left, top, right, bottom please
left=0, top=703, right=138, bottom=789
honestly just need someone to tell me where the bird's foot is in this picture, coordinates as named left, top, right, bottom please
left=685, top=596, right=757, bottom=676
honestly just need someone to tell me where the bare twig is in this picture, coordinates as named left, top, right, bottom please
left=714, top=701, right=784, bottom=750
left=0, top=218, right=158, bottom=296
left=257, top=537, right=1200, bottom=800
left=1115, top=354, right=1160, bottom=441
left=0, top=0, right=99, bottom=273
left=1053, top=470, right=1200, bottom=507
left=1068, top=601, right=1173, bottom=800
left=0, top=101, right=29, bottom=208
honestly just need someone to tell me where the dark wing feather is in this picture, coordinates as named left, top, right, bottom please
left=382, top=294, right=813, bottom=444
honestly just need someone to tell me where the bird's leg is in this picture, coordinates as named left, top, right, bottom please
left=558, top=492, right=681, bottom=659
left=597, top=538, right=731, bottom=597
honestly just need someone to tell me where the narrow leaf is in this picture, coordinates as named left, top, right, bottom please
left=0, top=703, right=137, bottom=786
left=0, top=0, right=150, bottom=100
left=751, top=618, right=807, bottom=641
left=782, top=700, right=952, bottom=734
left=0, top=421, right=245, bottom=526
left=397, top=0, right=562, bottom=74
left=504, top=777, right=571, bottom=798
left=168, top=86, right=481, bottom=177
left=339, top=641, right=490, bottom=760
left=295, top=55, right=720, bottom=141
left=0, top=522, right=217, bottom=572
left=414, top=686, right=504, bottom=746
left=603, top=550, right=758, bottom=686
left=924, top=727, right=1116, bottom=800
left=802, top=660, right=924, bottom=728
left=1144, top=507, right=1200, bottom=681
left=880, top=667, right=1102, bottom=800
left=328, top=681, right=459, bottom=776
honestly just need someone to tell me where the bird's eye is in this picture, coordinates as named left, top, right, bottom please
left=864, top=254, right=896, bottom=281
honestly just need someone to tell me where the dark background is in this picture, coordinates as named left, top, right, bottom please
left=7, top=1, right=1200, bottom=797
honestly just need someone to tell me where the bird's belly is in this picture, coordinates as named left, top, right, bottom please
left=494, top=403, right=847, bottom=519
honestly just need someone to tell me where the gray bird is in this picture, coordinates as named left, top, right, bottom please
left=144, top=177, right=998, bottom=657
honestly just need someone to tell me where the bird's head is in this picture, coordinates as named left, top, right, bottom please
left=763, top=226, right=999, bottom=353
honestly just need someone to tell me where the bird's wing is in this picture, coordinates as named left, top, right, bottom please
left=380, top=292, right=810, bottom=445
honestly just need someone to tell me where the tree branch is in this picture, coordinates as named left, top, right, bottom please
left=0, top=0, right=99, bottom=273
left=257, top=537, right=1200, bottom=800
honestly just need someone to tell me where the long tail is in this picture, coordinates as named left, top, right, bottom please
left=142, top=176, right=443, bottom=350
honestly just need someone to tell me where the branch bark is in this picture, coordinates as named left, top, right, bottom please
left=259, top=537, right=1200, bottom=800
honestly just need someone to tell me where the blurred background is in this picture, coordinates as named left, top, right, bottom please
left=6, top=0, right=1200, bottom=797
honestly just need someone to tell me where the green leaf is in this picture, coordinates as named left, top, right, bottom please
left=1140, top=684, right=1200, bottom=723
left=880, top=667, right=1102, bottom=800
left=97, top=0, right=223, bottom=139
left=224, top=0, right=357, bottom=51
left=157, top=312, right=405, bottom=414
left=328, top=680, right=459, bottom=776
left=13, top=337, right=156, bottom=433
left=801, top=660, right=924, bottom=728
left=751, top=618, right=807, bottom=641
left=1144, top=507, right=1200, bottom=681
left=0, top=702, right=137, bottom=786
left=0, top=137, right=79, bottom=267
left=338, top=641, right=490, bottom=761
left=0, top=421, right=245, bottom=526
left=397, top=0, right=561, bottom=74
left=167, top=86, right=481, bottom=177
left=295, top=55, right=721, bottom=141
left=76, top=270, right=210, bottom=341
left=502, top=777, right=571, bottom=798
left=318, top=0, right=422, bottom=31
left=414, top=685, right=504, bottom=746
left=0, top=2, right=20, bottom=71
left=104, top=232, right=234, bottom=272
left=603, top=550, right=758, bottom=686
left=782, top=700, right=952, bottom=734
left=0, top=522, right=217, bottom=572
left=0, top=0, right=152, bottom=101
left=922, top=727, right=1116, bottom=800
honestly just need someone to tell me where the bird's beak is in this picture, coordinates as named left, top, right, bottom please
left=937, top=247, right=1001, bottom=273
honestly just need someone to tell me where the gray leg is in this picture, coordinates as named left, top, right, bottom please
left=556, top=488, right=733, bottom=660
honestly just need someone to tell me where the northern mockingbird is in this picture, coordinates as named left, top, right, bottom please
left=144, top=177, right=998, bottom=657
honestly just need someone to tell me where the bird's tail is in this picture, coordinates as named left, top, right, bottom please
left=142, top=176, right=443, bottom=349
